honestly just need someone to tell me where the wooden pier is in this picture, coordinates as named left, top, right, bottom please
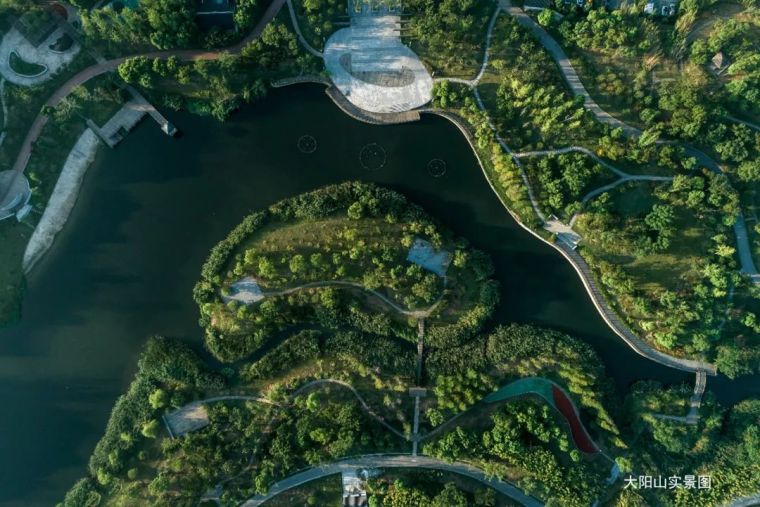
left=125, top=85, right=178, bottom=136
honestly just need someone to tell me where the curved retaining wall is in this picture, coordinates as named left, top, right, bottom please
left=22, top=129, right=100, bottom=273
left=483, top=377, right=600, bottom=454
left=423, top=109, right=717, bottom=376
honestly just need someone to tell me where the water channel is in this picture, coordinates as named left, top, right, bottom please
left=0, top=84, right=757, bottom=506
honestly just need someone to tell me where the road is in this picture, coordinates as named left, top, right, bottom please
left=240, top=454, right=544, bottom=507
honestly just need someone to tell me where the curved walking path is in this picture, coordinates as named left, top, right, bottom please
left=420, top=377, right=604, bottom=457
left=727, top=115, right=760, bottom=132
left=0, top=78, right=6, bottom=148
left=240, top=454, right=543, bottom=507
left=723, top=493, right=760, bottom=507
left=569, top=174, right=674, bottom=226
left=5, top=0, right=287, bottom=178
left=425, top=109, right=718, bottom=375
left=291, top=379, right=409, bottom=440
left=0, top=78, right=7, bottom=129
left=186, top=394, right=276, bottom=405
left=168, top=379, right=410, bottom=441
left=285, top=0, right=324, bottom=58
left=515, top=146, right=629, bottom=177
left=231, top=278, right=445, bottom=318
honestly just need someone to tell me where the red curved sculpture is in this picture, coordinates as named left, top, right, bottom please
left=551, top=385, right=599, bottom=454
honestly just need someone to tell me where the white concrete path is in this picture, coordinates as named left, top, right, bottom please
left=241, top=454, right=543, bottom=507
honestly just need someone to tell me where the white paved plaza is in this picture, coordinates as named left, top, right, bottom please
left=324, top=14, right=433, bottom=113
left=0, top=27, right=80, bottom=86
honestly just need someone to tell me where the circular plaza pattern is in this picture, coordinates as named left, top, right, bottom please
left=427, top=159, right=447, bottom=177
left=359, top=143, right=387, bottom=171
left=297, top=134, right=317, bottom=154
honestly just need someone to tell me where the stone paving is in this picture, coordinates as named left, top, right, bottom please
left=0, top=27, right=80, bottom=86
left=323, top=14, right=432, bottom=113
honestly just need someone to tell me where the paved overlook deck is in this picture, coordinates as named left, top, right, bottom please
left=323, top=6, right=432, bottom=113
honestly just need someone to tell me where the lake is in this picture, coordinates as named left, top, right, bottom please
left=0, top=84, right=756, bottom=506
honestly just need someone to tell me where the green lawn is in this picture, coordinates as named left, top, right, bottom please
left=578, top=181, right=712, bottom=294
left=9, top=51, right=46, bottom=76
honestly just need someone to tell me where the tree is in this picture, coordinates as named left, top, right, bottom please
left=432, top=483, right=468, bottom=507
left=474, top=488, right=496, bottom=506
left=347, top=201, right=364, bottom=220
left=148, top=388, right=169, bottom=410
left=141, top=419, right=161, bottom=438
left=737, top=159, right=760, bottom=182
left=289, top=254, right=307, bottom=274
left=61, top=478, right=101, bottom=507
left=538, top=9, right=553, bottom=27
left=117, top=57, right=151, bottom=84
left=141, top=0, right=198, bottom=49
left=384, top=480, right=430, bottom=506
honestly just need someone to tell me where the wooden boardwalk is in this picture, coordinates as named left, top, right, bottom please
left=124, top=85, right=177, bottom=136
left=86, top=98, right=147, bottom=148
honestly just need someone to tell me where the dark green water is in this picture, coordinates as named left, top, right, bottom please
left=0, top=85, right=757, bottom=506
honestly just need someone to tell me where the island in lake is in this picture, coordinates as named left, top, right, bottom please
left=0, top=0, right=757, bottom=506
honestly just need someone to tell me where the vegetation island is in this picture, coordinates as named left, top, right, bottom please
left=60, top=184, right=759, bottom=506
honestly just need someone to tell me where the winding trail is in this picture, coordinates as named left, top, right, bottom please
left=569, top=174, right=673, bottom=226
left=0, top=78, right=7, bottom=129
left=0, top=78, right=6, bottom=148
left=726, top=115, right=760, bottom=132
left=515, top=146, right=629, bottom=177
left=255, top=279, right=445, bottom=318
left=3, top=0, right=287, bottom=180
left=240, top=454, right=543, bottom=507
left=500, top=0, right=759, bottom=280
left=285, top=0, right=324, bottom=58
left=500, top=0, right=638, bottom=136
left=723, top=493, right=760, bottom=507
left=290, top=379, right=409, bottom=440
left=425, top=109, right=718, bottom=375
